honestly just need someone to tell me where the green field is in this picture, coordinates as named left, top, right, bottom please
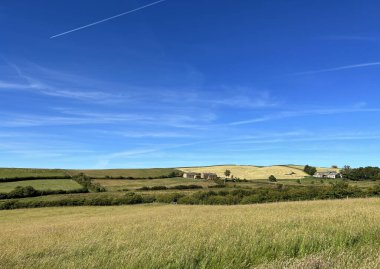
left=0, top=179, right=83, bottom=193
left=0, top=168, right=69, bottom=179
left=0, top=168, right=180, bottom=180
left=94, top=177, right=215, bottom=191
left=69, top=168, right=179, bottom=178
left=0, top=198, right=379, bottom=269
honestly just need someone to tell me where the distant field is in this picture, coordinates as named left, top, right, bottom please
left=69, top=168, right=179, bottom=178
left=0, top=179, right=83, bottom=193
left=179, top=165, right=310, bottom=180
left=94, top=177, right=214, bottom=191
left=0, top=168, right=68, bottom=179
left=287, top=165, right=341, bottom=173
left=0, top=198, right=379, bottom=268
left=0, top=168, right=180, bottom=180
left=0, top=165, right=340, bottom=181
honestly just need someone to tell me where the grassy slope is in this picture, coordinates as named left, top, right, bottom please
left=0, top=165, right=338, bottom=181
left=0, top=168, right=68, bottom=179
left=0, top=168, right=179, bottom=180
left=94, top=177, right=215, bottom=191
left=287, top=165, right=341, bottom=173
left=68, top=168, right=178, bottom=178
left=0, top=198, right=379, bottom=269
left=179, top=165, right=311, bottom=179
left=0, top=179, right=82, bottom=193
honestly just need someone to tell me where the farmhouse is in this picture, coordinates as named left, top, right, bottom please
left=183, top=172, right=201, bottom=179
left=201, top=173, right=218, bottom=180
left=183, top=172, right=217, bottom=180
left=314, top=171, right=341, bottom=179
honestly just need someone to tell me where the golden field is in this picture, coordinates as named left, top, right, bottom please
left=0, top=198, right=379, bottom=269
left=179, top=165, right=310, bottom=179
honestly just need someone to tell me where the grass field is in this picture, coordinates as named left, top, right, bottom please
left=0, top=168, right=68, bottom=179
left=179, top=165, right=310, bottom=180
left=286, top=165, right=341, bottom=173
left=0, top=168, right=179, bottom=180
left=68, top=168, right=179, bottom=178
left=0, top=179, right=83, bottom=193
left=94, top=177, right=215, bottom=191
left=0, top=165, right=339, bottom=181
left=0, top=198, right=379, bottom=269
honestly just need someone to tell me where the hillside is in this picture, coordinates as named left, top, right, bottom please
left=178, top=165, right=313, bottom=180
left=0, top=168, right=180, bottom=180
left=1, top=198, right=379, bottom=268
left=0, top=165, right=339, bottom=181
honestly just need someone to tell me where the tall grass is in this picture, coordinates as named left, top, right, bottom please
left=0, top=198, right=379, bottom=268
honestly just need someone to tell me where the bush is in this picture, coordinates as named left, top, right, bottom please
left=72, top=173, right=105, bottom=192
left=268, top=175, right=277, bottom=182
left=170, top=185, right=203, bottom=190
left=304, top=165, right=317, bottom=176
left=0, top=186, right=88, bottom=199
left=155, top=193, right=185, bottom=203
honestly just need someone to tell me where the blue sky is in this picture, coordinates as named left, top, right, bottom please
left=1, top=0, right=380, bottom=168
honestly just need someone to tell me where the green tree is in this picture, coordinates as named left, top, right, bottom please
left=304, top=165, right=317, bottom=176
left=224, top=170, right=231, bottom=178
left=268, top=175, right=277, bottom=182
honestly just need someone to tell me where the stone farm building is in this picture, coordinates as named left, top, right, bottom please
left=314, top=171, right=341, bottom=179
left=183, top=172, right=217, bottom=180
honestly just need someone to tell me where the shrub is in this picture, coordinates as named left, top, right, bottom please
left=72, top=173, right=105, bottom=192
left=151, top=186, right=168, bottom=190
left=268, top=175, right=277, bottom=182
left=170, top=185, right=203, bottom=190
left=0, top=186, right=88, bottom=199
left=304, top=165, right=317, bottom=176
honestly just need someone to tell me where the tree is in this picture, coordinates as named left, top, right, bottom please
left=304, top=165, right=317, bottom=176
left=268, top=175, right=277, bottom=182
left=223, top=170, right=231, bottom=185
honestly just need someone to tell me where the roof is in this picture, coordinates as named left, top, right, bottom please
left=315, top=171, right=339, bottom=175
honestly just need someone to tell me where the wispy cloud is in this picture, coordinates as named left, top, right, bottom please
left=210, top=91, right=279, bottom=108
left=229, top=107, right=380, bottom=126
left=50, top=0, right=168, bottom=39
left=0, top=63, right=121, bottom=103
left=292, top=62, right=380, bottom=75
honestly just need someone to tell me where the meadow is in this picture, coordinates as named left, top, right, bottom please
left=0, top=198, right=379, bottom=269
left=0, top=168, right=69, bottom=179
left=0, top=179, right=83, bottom=193
left=93, top=177, right=216, bottom=191
left=68, top=168, right=180, bottom=178
left=0, top=168, right=180, bottom=180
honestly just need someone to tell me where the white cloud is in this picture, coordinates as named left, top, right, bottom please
left=291, top=62, right=380, bottom=76
left=229, top=107, right=380, bottom=126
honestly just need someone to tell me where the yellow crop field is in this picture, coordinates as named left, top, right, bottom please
left=287, top=165, right=341, bottom=173
left=0, top=198, right=379, bottom=268
left=179, top=165, right=310, bottom=179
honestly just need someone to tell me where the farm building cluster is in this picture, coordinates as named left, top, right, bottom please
left=313, top=171, right=341, bottom=179
left=183, top=172, right=218, bottom=180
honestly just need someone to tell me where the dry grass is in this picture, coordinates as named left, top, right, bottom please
left=287, top=165, right=341, bottom=173
left=0, top=198, right=379, bottom=268
left=179, top=165, right=309, bottom=180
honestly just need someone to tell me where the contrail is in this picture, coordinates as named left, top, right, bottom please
left=50, top=0, right=167, bottom=39
left=292, top=62, right=380, bottom=76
